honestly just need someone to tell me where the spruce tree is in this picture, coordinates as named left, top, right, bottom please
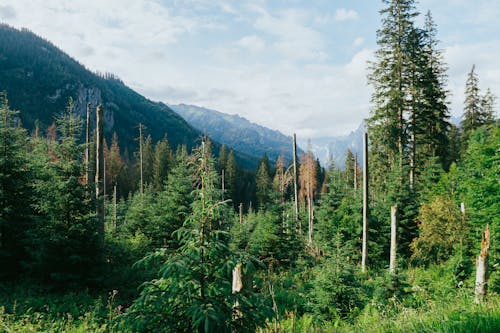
left=255, top=154, right=272, bottom=210
left=0, top=93, right=32, bottom=277
left=461, top=65, right=482, bottom=142
left=126, top=142, right=272, bottom=332
left=152, top=136, right=173, bottom=191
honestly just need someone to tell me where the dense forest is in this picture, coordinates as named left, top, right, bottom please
left=1, top=0, right=499, bottom=332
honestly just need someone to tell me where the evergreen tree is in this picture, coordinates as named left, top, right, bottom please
left=28, top=100, right=100, bottom=285
left=255, top=154, right=272, bottom=209
left=152, top=136, right=173, bottom=191
left=225, top=149, right=238, bottom=204
left=126, top=143, right=272, bottom=332
left=105, top=132, right=124, bottom=190
left=461, top=65, right=482, bottom=142
left=0, top=93, right=32, bottom=277
left=368, top=0, right=419, bottom=177
left=218, top=144, right=227, bottom=172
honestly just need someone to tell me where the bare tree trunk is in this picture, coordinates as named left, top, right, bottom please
left=307, top=193, right=313, bottom=245
left=474, top=225, right=490, bottom=303
left=293, top=133, right=299, bottom=233
left=85, top=103, right=91, bottom=185
left=390, top=205, right=397, bottom=274
left=113, top=185, right=117, bottom=231
left=362, top=132, right=369, bottom=273
left=221, top=169, right=225, bottom=200
left=139, top=123, right=144, bottom=195
left=232, top=262, right=243, bottom=319
left=95, top=104, right=105, bottom=239
left=239, top=203, right=243, bottom=225
left=354, top=154, right=358, bottom=191
left=409, top=132, right=415, bottom=189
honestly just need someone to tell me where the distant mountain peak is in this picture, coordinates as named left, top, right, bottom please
left=169, top=103, right=302, bottom=163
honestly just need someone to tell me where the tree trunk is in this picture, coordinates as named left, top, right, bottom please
left=139, top=123, right=144, bottom=195
left=113, top=185, right=117, bottom=231
left=390, top=205, right=397, bottom=274
left=239, top=203, right=243, bottom=225
left=95, top=104, right=105, bottom=239
left=232, top=262, right=243, bottom=319
left=85, top=103, right=91, bottom=185
left=293, top=133, right=299, bottom=232
left=221, top=169, right=225, bottom=200
left=474, top=224, right=490, bottom=303
left=354, top=154, right=358, bottom=191
left=362, top=132, right=369, bottom=273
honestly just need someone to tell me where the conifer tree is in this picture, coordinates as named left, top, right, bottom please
left=126, top=142, right=272, bottom=332
left=29, top=100, right=100, bottom=285
left=256, top=154, right=272, bottom=210
left=0, top=93, right=32, bottom=276
left=461, top=65, right=482, bottom=142
left=152, top=136, right=173, bottom=191
left=225, top=149, right=239, bottom=204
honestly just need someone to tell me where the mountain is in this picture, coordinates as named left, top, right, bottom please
left=170, top=103, right=302, bottom=163
left=305, top=123, right=365, bottom=169
left=0, top=24, right=259, bottom=168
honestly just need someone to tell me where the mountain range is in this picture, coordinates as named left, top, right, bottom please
left=2, top=24, right=458, bottom=170
left=170, top=103, right=303, bottom=164
left=0, top=24, right=259, bottom=168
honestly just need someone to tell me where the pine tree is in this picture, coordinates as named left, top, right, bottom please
left=225, top=149, right=239, bottom=204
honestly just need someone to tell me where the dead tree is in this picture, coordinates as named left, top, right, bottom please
left=292, top=133, right=299, bottom=232
left=474, top=224, right=490, bottom=303
left=390, top=205, right=397, bottom=274
left=85, top=103, right=91, bottom=185
left=95, top=104, right=105, bottom=239
left=362, top=132, right=369, bottom=273
left=139, top=123, right=144, bottom=195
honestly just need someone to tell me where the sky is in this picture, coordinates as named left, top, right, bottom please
left=1, top=0, right=499, bottom=139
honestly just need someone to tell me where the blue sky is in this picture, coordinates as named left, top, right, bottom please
left=1, top=0, right=499, bottom=138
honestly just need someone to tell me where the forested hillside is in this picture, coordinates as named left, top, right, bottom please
left=170, top=103, right=302, bottom=164
left=0, top=24, right=259, bottom=170
left=0, top=1, right=499, bottom=332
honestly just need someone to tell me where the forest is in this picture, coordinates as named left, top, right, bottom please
left=0, top=0, right=499, bottom=332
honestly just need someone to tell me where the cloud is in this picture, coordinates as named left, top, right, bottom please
left=237, top=35, right=265, bottom=53
left=444, top=41, right=500, bottom=117
left=352, top=37, right=364, bottom=48
left=253, top=7, right=327, bottom=62
left=334, top=8, right=359, bottom=22
left=0, top=5, right=16, bottom=19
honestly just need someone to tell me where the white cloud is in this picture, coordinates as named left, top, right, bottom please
left=444, top=42, right=500, bottom=117
left=334, top=8, right=359, bottom=22
left=237, top=35, right=265, bottom=53
left=253, top=8, right=327, bottom=62
left=352, top=37, right=364, bottom=48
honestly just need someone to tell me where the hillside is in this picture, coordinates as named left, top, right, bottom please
left=0, top=24, right=259, bottom=168
left=170, top=103, right=302, bottom=163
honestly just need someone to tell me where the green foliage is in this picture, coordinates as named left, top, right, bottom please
left=27, top=103, right=101, bottom=286
left=0, top=93, right=32, bottom=277
left=256, top=154, right=273, bottom=209
left=411, top=196, right=464, bottom=264
left=309, top=245, right=366, bottom=322
left=125, top=144, right=272, bottom=332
